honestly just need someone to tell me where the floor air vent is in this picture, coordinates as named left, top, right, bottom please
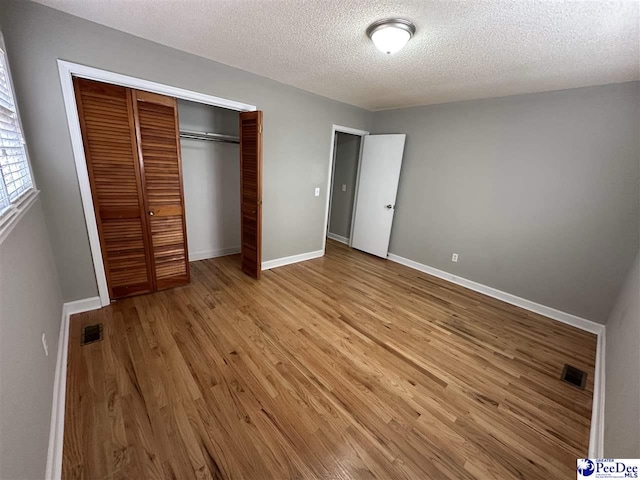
left=81, top=323, right=103, bottom=345
left=561, top=364, right=587, bottom=389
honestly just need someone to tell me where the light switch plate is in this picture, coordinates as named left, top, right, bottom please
left=314, top=187, right=320, bottom=197
left=342, top=184, right=347, bottom=192
left=41, top=333, right=49, bottom=356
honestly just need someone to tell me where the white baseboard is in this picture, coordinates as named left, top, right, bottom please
left=46, top=297, right=101, bottom=480
left=387, top=253, right=604, bottom=335
left=327, top=232, right=350, bottom=245
left=589, top=329, right=606, bottom=458
left=62, top=296, right=102, bottom=316
left=189, top=246, right=240, bottom=262
left=262, top=249, right=324, bottom=270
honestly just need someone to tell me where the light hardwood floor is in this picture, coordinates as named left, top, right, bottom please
left=63, top=239, right=596, bottom=480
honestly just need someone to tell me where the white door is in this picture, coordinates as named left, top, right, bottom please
left=351, top=134, right=406, bottom=258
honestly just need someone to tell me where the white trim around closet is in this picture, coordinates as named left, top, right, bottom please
left=57, top=60, right=257, bottom=306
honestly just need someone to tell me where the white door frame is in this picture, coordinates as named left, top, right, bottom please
left=57, top=60, right=257, bottom=307
left=326, top=133, right=339, bottom=239
left=322, top=125, right=369, bottom=253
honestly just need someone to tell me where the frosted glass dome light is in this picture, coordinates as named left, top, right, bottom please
left=367, top=19, right=416, bottom=54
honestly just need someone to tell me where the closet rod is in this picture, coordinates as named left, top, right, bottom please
left=179, top=130, right=239, bottom=144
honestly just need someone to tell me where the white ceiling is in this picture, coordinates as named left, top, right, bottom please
left=35, top=0, right=640, bottom=111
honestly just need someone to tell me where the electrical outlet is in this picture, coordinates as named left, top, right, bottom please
left=314, top=187, right=320, bottom=197
left=41, top=333, right=49, bottom=356
left=341, top=184, right=347, bottom=192
left=451, top=253, right=459, bottom=262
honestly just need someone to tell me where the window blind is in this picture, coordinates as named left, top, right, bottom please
left=0, top=47, right=32, bottom=215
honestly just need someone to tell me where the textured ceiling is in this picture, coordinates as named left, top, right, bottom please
left=34, top=0, right=640, bottom=110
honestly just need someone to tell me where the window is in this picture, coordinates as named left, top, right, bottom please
left=0, top=42, right=33, bottom=219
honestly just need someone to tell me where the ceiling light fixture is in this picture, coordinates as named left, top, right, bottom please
left=367, top=19, right=416, bottom=54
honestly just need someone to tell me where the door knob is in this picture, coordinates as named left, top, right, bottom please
left=385, top=204, right=394, bottom=209
left=149, top=211, right=154, bottom=216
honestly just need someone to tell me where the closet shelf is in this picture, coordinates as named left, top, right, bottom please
left=179, top=130, right=239, bottom=144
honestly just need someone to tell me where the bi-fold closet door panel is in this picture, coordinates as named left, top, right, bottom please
left=239, top=111, right=262, bottom=279
left=132, top=90, right=190, bottom=290
left=73, top=78, right=154, bottom=299
left=74, top=78, right=190, bottom=299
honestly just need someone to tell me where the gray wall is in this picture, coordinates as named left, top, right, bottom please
left=1, top=0, right=637, bottom=323
left=604, top=253, right=640, bottom=457
left=0, top=199, right=64, bottom=480
left=373, top=82, right=640, bottom=323
left=329, top=133, right=360, bottom=239
left=178, top=100, right=241, bottom=260
left=0, top=0, right=371, bottom=302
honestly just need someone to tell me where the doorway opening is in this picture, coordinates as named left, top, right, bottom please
left=323, top=125, right=368, bottom=253
left=323, top=125, right=407, bottom=259
left=327, top=132, right=362, bottom=246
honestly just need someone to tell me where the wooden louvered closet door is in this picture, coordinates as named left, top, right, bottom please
left=132, top=90, right=190, bottom=290
left=239, top=111, right=263, bottom=278
left=73, top=78, right=154, bottom=299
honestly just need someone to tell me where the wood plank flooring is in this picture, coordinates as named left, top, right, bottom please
left=63, top=239, right=597, bottom=479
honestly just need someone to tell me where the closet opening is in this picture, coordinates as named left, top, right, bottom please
left=66, top=67, right=262, bottom=303
left=178, top=100, right=242, bottom=264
